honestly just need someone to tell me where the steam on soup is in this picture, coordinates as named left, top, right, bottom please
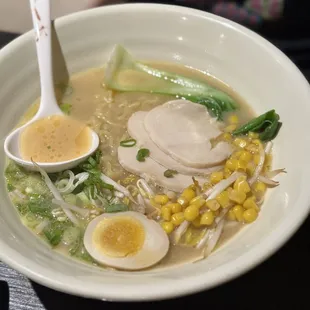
left=4, top=45, right=285, bottom=270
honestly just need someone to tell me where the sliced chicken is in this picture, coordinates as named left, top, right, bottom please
left=118, top=145, right=207, bottom=192
left=128, top=111, right=223, bottom=176
left=144, top=100, right=232, bottom=168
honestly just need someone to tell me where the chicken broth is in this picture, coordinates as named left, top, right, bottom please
left=5, top=49, right=283, bottom=271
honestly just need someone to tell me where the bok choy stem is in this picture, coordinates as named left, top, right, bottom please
left=104, top=45, right=238, bottom=120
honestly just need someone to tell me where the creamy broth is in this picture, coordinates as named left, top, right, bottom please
left=20, top=115, right=92, bottom=163
left=6, top=61, right=274, bottom=271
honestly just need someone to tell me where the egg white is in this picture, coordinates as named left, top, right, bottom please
left=83, top=211, right=170, bottom=270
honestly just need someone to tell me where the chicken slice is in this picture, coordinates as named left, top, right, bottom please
left=128, top=111, right=223, bottom=176
left=118, top=145, right=207, bottom=192
left=144, top=100, right=232, bottom=168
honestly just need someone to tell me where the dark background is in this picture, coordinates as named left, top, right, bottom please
left=0, top=11, right=310, bottom=309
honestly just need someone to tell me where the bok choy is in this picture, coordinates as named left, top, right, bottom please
left=104, top=45, right=237, bottom=120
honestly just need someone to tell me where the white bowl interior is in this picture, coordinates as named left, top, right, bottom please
left=0, top=4, right=309, bottom=301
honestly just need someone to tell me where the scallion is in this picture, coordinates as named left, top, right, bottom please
left=120, top=139, right=137, bottom=147
left=105, top=203, right=129, bottom=213
left=136, top=148, right=150, bottom=162
left=164, top=169, right=178, bottom=178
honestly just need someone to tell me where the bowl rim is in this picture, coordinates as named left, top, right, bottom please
left=0, top=2, right=310, bottom=302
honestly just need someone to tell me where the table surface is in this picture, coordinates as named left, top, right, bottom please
left=0, top=31, right=310, bottom=310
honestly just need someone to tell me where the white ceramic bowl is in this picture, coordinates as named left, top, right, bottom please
left=0, top=3, right=309, bottom=302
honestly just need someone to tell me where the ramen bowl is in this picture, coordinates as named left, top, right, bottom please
left=0, top=3, right=309, bottom=301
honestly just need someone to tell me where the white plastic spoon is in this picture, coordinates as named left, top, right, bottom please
left=4, top=0, right=99, bottom=173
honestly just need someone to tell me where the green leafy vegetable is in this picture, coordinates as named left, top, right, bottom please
left=104, top=45, right=237, bottom=120
left=60, top=103, right=72, bottom=115
left=43, top=220, right=71, bottom=247
left=28, top=198, right=53, bottom=218
left=16, top=204, right=29, bottom=216
left=136, top=148, right=150, bottom=162
left=164, top=169, right=178, bottom=178
left=7, top=183, right=15, bottom=192
left=232, top=110, right=282, bottom=141
left=105, top=203, right=129, bottom=213
left=5, top=161, right=27, bottom=182
left=80, top=151, right=114, bottom=191
left=5, top=161, right=50, bottom=197
left=120, top=138, right=137, bottom=147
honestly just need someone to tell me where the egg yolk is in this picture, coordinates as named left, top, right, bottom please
left=92, top=216, right=145, bottom=258
left=19, top=115, right=92, bottom=163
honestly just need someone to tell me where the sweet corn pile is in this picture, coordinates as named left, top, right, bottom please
left=151, top=114, right=272, bottom=245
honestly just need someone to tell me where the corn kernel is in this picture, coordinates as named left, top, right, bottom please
left=228, top=114, right=239, bottom=124
left=248, top=132, right=259, bottom=139
left=181, top=188, right=196, bottom=202
left=226, top=186, right=233, bottom=193
left=150, top=198, right=160, bottom=209
left=189, top=196, right=206, bottom=208
left=225, top=158, right=238, bottom=171
left=227, top=209, right=236, bottom=221
left=246, top=143, right=258, bottom=154
left=243, top=208, right=258, bottom=223
left=161, top=222, right=174, bottom=234
left=224, top=167, right=232, bottom=178
left=253, top=181, right=267, bottom=198
left=192, top=216, right=202, bottom=228
left=184, top=205, right=200, bottom=222
left=252, top=139, right=262, bottom=147
left=234, top=176, right=251, bottom=193
left=200, top=210, right=214, bottom=226
left=253, top=154, right=261, bottom=165
left=231, top=150, right=243, bottom=159
left=236, top=159, right=247, bottom=172
left=206, top=199, right=221, bottom=211
left=154, top=194, right=169, bottom=205
left=222, top=133, right=232, bottom=141
left=232, top=205, right=244, bottom=222
left=169, top=203, right=182, bottom=214
left=202, top=182, right=213, bottom=192
left=239, top=151, right=252, bottom=163
left=171, top=212, right=185, bottom=226
left=229, top=189, right=247, bottom=204
left=188, top=184, right=196, bottom=190
left=246, top=162, right=255, bottom=176
left=216, top=191, right=231, bottom=208
left=210, top=171, right=224, bottom=184
left=177, top=196, right=189, bottom=208
left=243, top=196, right=259, bottom=211
left=161, top=206, right=172, bottom=221
left=234, top=138, right=247, bottom=148
left=224, top=124, right=237, bottom=133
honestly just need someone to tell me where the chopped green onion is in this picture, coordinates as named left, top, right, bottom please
left=105, top=203, right=129, bottom=213
left=43, top=221, right=69, bottom=247
left=164, top=169, right=178, bottom=178
left=60, top=103, right=72, bottom=115
left=120, top=139, right=137, bottom=147
left=136, top=148, right=150, bottom=162
left=7, top=183, right=15, bottom=192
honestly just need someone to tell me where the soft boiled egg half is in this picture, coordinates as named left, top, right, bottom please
left=83, top=211, right=170, bottom=270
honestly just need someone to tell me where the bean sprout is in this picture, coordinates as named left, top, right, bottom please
left=32, top=161, right=79, bottom=225
left=203, top=172, right=244, bottom=200
left=137, top=179, right=154, bottom=198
